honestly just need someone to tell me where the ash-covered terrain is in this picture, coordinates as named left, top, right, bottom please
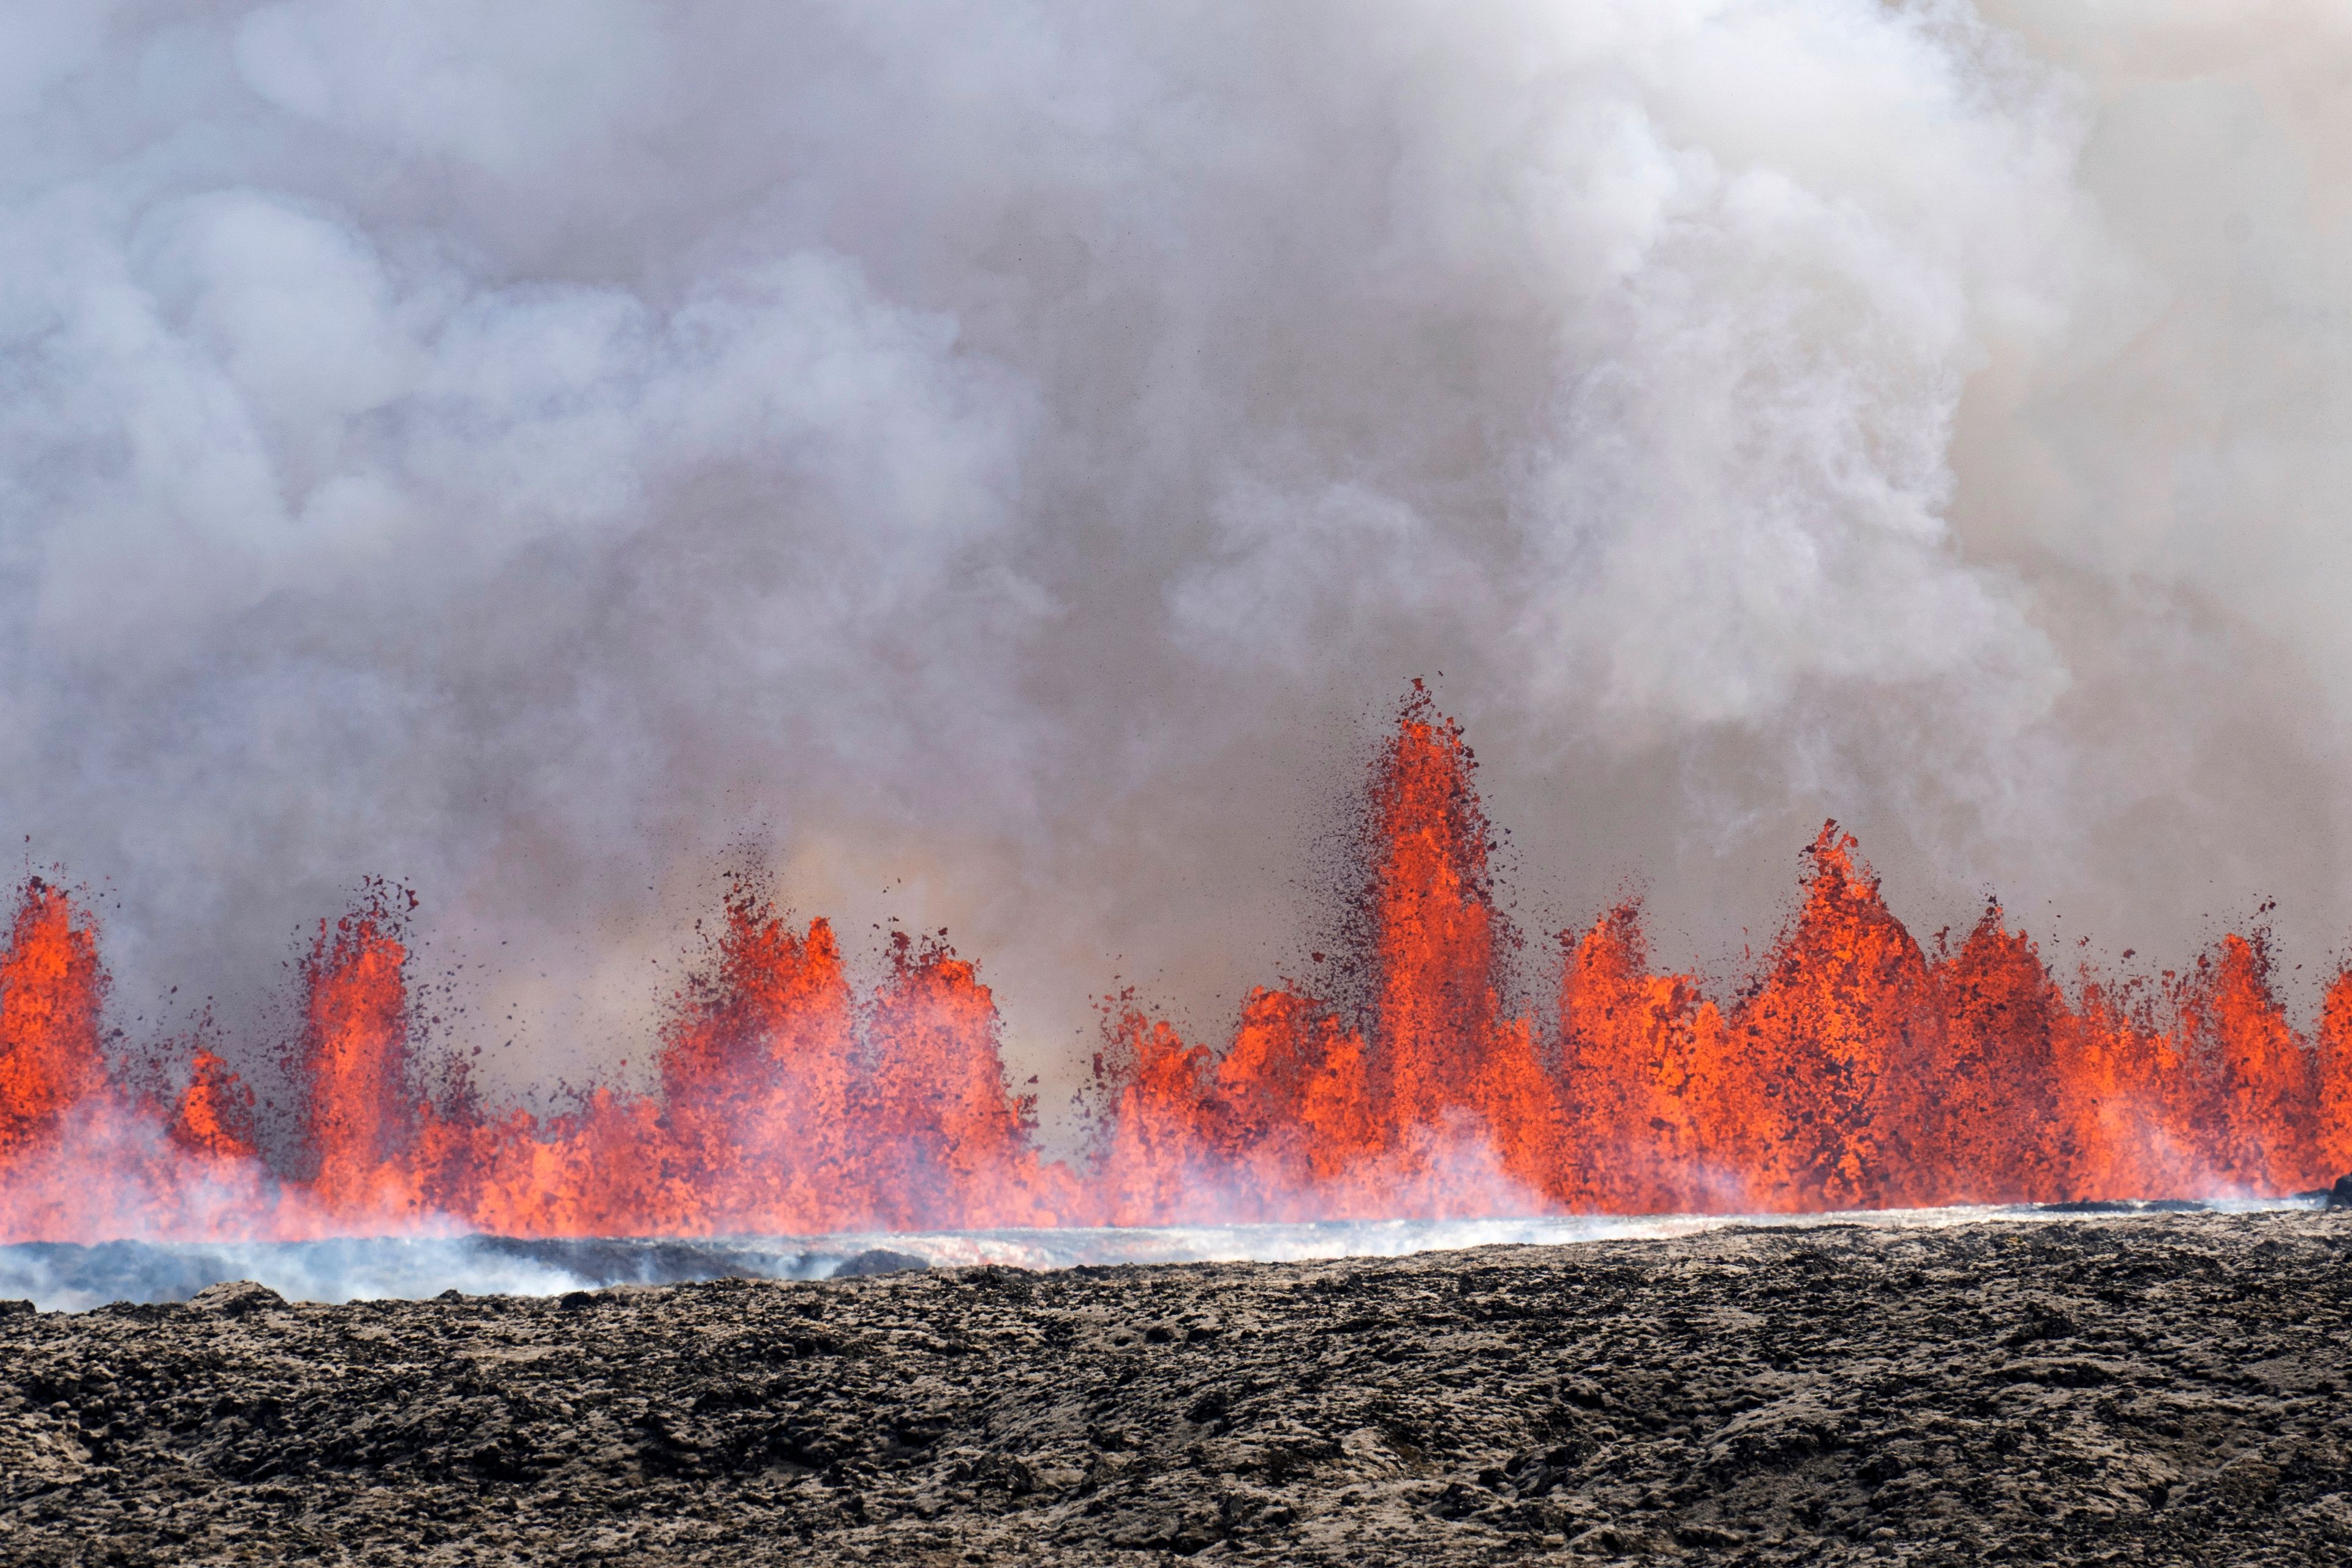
left=4, top=1213, right=2350, bottom=1566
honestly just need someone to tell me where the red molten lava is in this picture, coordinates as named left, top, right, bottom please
left=0, top=880, right=107, bottom=1163
left=4, top=688, right=2350, bottom=1242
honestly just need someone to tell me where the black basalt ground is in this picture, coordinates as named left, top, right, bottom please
left=3, top=1211, right=2349, bottom=1565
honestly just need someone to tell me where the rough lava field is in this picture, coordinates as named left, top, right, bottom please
left=4, top=1210, right=2350, bottom=1565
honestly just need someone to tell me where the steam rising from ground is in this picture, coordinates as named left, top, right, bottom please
left=3, top=1200, right=2318, bottom=1312
left=3, top=3, right=2348, bottom=1117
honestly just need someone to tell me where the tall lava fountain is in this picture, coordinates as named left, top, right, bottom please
left=3, top=687, right=2346, bottom=1245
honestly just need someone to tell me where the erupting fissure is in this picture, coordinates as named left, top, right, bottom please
left=4, top=689, right=2349, bottom=1243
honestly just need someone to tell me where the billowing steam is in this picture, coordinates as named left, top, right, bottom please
left=3, top=2, right=2348, bottom=1121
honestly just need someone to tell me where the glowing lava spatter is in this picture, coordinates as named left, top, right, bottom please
left=3, top=689, right=2349, bottom=1242
left=0, top=880, right=106, bottom=1164
left=302, top=892, right=418, bottom=1219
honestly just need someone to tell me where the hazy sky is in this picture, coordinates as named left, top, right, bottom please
left=6, top=1, right=2351, bottom=1124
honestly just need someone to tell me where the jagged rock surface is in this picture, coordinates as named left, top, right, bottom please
left=3, top=1212, right=2350, bottom=1565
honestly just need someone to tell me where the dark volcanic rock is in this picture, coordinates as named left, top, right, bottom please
left=2329, top=1172, right=2352, bottom=1210
left=4, top=1212, right=2351, bottom=1564
left=833, top=1247, right=930, bottom=1278
left=189, top=1281, right=287, bottom=1319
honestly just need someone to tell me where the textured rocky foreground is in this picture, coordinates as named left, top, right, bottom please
left=4, top=1212, right=2350, bottom=1566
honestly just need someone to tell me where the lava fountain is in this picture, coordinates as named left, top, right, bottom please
left=3, top=687, right=2349, bottom=1244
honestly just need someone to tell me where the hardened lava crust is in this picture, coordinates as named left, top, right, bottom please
left=4, top=1213, right=2350, bottom=1566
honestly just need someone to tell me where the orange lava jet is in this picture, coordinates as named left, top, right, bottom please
left=2, top=688, right=2348, bottom=1242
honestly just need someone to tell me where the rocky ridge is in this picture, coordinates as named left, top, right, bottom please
left=4, top=1210, right=2350, bottom=1564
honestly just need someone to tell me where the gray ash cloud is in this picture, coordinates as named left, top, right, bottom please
left=3, top=3, right=2349, bottom=1119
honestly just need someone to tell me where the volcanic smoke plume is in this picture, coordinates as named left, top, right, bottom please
left=5, top=4, right=2352, bottom=1233
left=2, top=687, right=2348, bottom=1243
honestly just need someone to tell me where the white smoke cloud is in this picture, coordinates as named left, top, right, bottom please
left=0, top=1, right=2345, bottom=1117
